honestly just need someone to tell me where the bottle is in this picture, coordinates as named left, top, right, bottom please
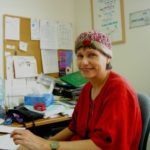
left=0, top=77, right=5, bottom=119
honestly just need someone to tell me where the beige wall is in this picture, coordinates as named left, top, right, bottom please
left=74, top=0, right=150, bottom=96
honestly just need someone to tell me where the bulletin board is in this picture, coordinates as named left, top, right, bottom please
left=91, top=0, right=125, bottom=44
left=3, top=14, right=59, bottom=79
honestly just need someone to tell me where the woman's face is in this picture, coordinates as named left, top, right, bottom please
left=76, top=48, right=108, bottom=80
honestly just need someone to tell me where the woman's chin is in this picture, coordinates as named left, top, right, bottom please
left=81, top=73, right=94, bottom=80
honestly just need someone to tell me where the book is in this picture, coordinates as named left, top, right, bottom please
left=60, top=71, right=87, bottom=88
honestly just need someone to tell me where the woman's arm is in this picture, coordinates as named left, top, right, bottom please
left=49, top=127, right=73, bottom=141
left=11, top=129, right=102, bottom=150
left=56, top=140, right=101, bottom=150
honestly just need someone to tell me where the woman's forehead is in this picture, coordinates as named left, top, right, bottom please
left=77, top=47, right=100, bottom=54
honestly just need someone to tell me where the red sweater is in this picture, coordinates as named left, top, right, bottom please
left=69, top=71, right=142, bottom=150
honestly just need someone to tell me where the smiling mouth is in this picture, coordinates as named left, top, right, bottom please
left=80, top=68, right=93, bottom=71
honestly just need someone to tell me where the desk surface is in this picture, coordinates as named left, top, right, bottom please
left=12, top=116, right=71, bottom=128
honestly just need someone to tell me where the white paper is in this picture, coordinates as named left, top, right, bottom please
left=63, top=109, right=74, bottom=117
left=6, top=44, right=16, bottom=50
left=25, top=104, right=65, bottom=118
left=6, top=56, right=14, bottom=79
left=57, top=22, right=73, bottom=49
left=31, top=18, right=40, bottom=40
left=5, top=96, right=23, bottom=109
left=40, top=20, right=58, bottom=49
left=129, top=9, right=150, bottom=28
left=0, top=125, right=25, bottom=134
left=19, top=41, right=28, bottom=51
left=13, top=56, right=38, bottom=78
left=0, top=134, right=19, bottom=150
left=5, top=78, right=27, bottom=96
left=25, top=103, right=74, bottom=118
left=41, top=49, right=59, bottom=73
left=26, top=77, right=49, bottom=95
left=5, top=16, right=20, bottom=40
left=5, top=51, right=11, bottom=56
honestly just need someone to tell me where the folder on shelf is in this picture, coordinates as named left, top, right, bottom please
left=60, top=71, right=87, bottom=88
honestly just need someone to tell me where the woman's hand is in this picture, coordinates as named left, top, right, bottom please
left=11, top=129, right=50, bottom=150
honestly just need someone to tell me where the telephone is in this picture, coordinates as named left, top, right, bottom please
left=7, top=105, right=44, bottom=123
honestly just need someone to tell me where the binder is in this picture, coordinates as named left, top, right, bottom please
left=60, top=71, right=87, bottom=88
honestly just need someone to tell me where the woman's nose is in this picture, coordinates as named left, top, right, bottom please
left=81, top=57, right=89, bottom=65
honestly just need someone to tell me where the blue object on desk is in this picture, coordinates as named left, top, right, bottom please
left=3, top=117, right=13, bottom=125
left=24, top=93, right=54, bottom=107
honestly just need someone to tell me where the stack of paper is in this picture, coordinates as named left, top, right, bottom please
left=0, top=134, right=19, bottom=150
left=0, top=125, right=25, bottom=134
left=0, top=125, right=25, bottom=150
left=25, top=103, right=74, bottom=118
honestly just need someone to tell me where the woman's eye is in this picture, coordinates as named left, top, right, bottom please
left=77, top=54, right=83, bottom=59
left=88, top=53, right=96, bottom=58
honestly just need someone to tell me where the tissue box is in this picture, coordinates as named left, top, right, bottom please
left=24, top=94, right=54, bottom=107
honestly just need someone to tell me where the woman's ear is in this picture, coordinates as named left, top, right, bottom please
left=107, top=58, right=111, bottom=63
left=106, top=58, right=112, bottom=70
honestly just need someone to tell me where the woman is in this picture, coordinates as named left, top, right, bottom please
left=11, top=31, right=142, bottom=150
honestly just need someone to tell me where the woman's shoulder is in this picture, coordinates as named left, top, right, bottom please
left=109, top=71, right=128, bottom=85
left=81, top=82, right=91, bottom=91
left=78, top=82, right=91, bottom=98
left=107, top=71, right=136, bottom=93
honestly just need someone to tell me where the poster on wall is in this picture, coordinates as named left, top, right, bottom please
left=91, top=0, right=125, bottom=44
left=58, top=50, right=73, bottom=77
left=41, top=49, right=59, bottom=74
left=5, top=16, right=20, bottom=40
left=129, top=9, right=150, bottom=29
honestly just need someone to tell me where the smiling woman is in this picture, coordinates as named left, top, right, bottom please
left=75, top=31, right=112, bottom=80
left=11, top=30, right=142, bottom=150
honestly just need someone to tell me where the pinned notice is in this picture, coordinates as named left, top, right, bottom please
left=19, top=41, right=28, bottom=51
left=13, top=56, right=38, bottom=78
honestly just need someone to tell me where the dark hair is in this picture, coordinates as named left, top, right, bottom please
left=106, top=62, right=112, bottom=70
left=75, top=45, right=111, bottom=59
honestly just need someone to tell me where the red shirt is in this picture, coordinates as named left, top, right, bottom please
left=69, top=71, right=142, bottom=150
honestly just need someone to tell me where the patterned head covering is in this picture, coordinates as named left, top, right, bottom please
left=75, top=30, right=112, bottom=58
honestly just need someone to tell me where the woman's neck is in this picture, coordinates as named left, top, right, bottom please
left=91, top=71, right=110, bottom=88
left=90, top=71, right=110, bottom=100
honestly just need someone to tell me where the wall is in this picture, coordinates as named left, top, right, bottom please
left=0, top=0, right=75, bottom=78
left=74, top=0, right=150, bottom=96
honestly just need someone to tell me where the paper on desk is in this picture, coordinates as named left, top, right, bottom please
left=0, top=134, right=19, bottom=150
left=0, top=125, right=25, bottom=134
left=63, top=108, right=74, bottom=117
left=25, top=104, right=65, bottom=118
left=25, top=104, right=74, bottom=118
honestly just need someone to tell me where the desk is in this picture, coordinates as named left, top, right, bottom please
left=11, top=116, right=71, bottom=128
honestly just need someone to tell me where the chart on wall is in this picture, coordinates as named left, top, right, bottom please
left=91, top=0, right=125, bottom=44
